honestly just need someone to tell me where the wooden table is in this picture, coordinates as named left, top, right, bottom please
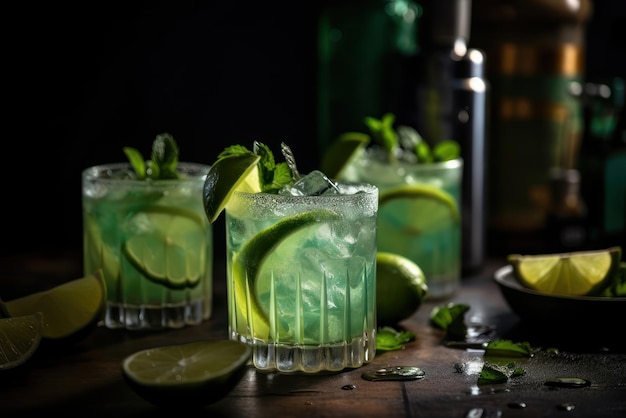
left=1, top=251, right=625, bottom=417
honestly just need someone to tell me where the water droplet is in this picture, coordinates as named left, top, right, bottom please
left=466, top=408, right=484, bottom=418
left=557, top=403, right=576, bottom=411
left=341, top=384, right=356, bottom=390
left=544, top=377, right=590, bottom=388
left=508, top=401, right=526, bottom=409
left=361, top=366, right=425, bottom=381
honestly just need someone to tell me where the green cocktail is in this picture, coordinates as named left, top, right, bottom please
left=342, top=149, right=462, bottom=299
left=327, top=113, right=463, bottom=299
left=204, top=142, right=378, bottom=373
left=82, top=136, right=212, bottom=330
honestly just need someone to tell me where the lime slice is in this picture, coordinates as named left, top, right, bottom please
left=508, top=246, right=622, bottom=296
left=84, top=216, right=120, bottom=290
left=122, top=340, right=251, bottom=407
left=122, top=206, right=207, bottom=290
left=4, top=270, right=106, bottom=341
left=321, top=132, right=370, bottom=179
left=203, top=153, right=262, bottom=223
left=378, top=184, right=460, bottom=229
left=233, top=209, right=339, bottom=339
left=0, top=313, right=43, bottom=370
left=376, top=252, right=429, bottom=325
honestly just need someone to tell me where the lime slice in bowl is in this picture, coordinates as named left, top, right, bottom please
left=507, top=246, right=622, bottom=296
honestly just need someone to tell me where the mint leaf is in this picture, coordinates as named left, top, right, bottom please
left=150, top=133, right=179, bottom=179
left=365, top=113, right=398, bottom=162
left=124, top=133, right=181, bottom=180
left=376, top=326, right=416, bottom=352
left=485, top=340, right=534, bottom=358
left=478, top=362, right=525, bottom=385
left=432, top=140, right=460, bottom=162
left=430, top=303, right=470, bottom=338
left=123, top=147, right=147, bottom=179
left=216, top=144, right=255, bottom=160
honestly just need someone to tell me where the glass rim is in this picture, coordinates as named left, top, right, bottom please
left=232, top=180, right=378, bottom=201
left=82, top=162, right=210, bottom=184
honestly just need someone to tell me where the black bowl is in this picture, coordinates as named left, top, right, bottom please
left=493, top=265, right=626, bottom=328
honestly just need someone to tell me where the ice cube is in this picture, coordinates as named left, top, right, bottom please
left=279, top=170, right=340, bottom=196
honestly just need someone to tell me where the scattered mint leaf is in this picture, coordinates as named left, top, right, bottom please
left=430, top=303, right=470, bottom=338
left=485, top=340, right=534, bottom=358
left=376, top=326, right=416, bottom=352
left=432, top=140, right=461, bottom=162
left=478, top=361, right=525, bottom=385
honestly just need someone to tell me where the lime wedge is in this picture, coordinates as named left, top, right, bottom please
left=122, top=206, right=208, bottom=289
left=378, top=184, right=460, bottom=230
left=5, top=270, right=106, bottom=341
left=0, top=313, right=43, bottom=370
left=321, top=132, right=370, bottom=179
left=203, top=153, right=261, bottom=223
left=233, top=209, right=339, bottom=339
left=122, top=340, right=251, bottom=407
left=508, top=246, right=622, bottom=296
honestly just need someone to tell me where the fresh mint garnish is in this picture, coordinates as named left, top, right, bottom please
left=215, top=141, right=295, bottom=193
left=362, top=112, right=461, bottom=164
left=376, top=326, right=416, bottom=352
left=124, top=133, right=180, bottom=180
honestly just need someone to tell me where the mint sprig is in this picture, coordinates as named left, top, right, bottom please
left=363, top=112, right=460, bottom=164
left=124, top=132, right=180, bottom=180
left=215, top=141, right=294, bottom=193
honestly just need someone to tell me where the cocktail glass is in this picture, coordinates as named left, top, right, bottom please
left=342, top=148, right=462, bottom=299
left=82, top=162, right=213, bottom=330
left=225, top=176, right=378, bottom=373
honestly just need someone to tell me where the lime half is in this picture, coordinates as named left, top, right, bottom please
left=123, top=206, right=208, bottom=289
left=508, top=246, right=622, bottom=296
left=376, top=252, right=429, bottom=325
left=5, top=270, right=106, bottom=341
left=203, top=153, right=261, bottom=223
left=0, top=313, right=43, bottom=370
left=233, top=209, right=339, bottom=339
left=321, top=132, right=370, bottom=179
left=122, top=340, right=251, bottom=407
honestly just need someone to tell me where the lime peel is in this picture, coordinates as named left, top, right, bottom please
left=203, top=153, right=261, bottom=223
left=379, top=184, right=460, bottom=223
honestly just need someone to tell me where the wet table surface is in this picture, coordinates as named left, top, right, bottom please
left=1, top=251, right=625, bottom=417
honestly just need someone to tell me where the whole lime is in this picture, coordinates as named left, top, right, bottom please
left=376, top=252, right=429, bottom=325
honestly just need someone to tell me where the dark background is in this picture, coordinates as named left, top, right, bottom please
left=3, top=1, right=625, bottom=258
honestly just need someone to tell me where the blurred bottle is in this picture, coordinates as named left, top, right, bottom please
left=317, top=0, right=422, bottom=152
left=472, top=0, right=592, bottom=255
left=575, top=78, right=626, bottom=250
left=544, top=167, right=588, bottom=252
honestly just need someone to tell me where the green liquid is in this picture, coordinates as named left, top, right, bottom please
left=225, top=185, right=378, bottom=372
left=343, top=149, right=462, bottom=299
left=82, top=163, right=213, bottom=330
